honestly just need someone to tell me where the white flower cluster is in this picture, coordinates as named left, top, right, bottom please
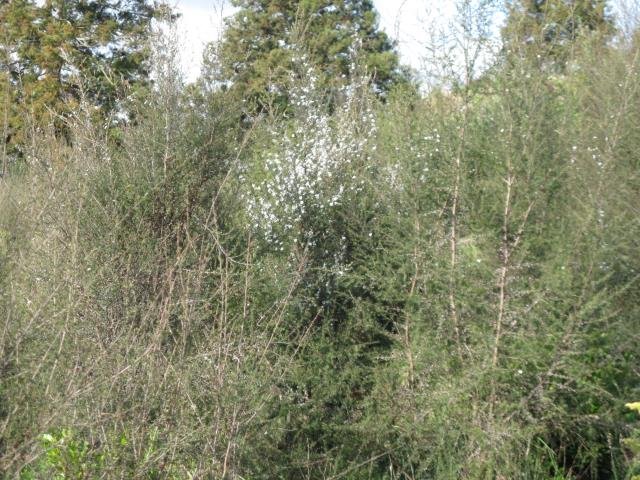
left=244, top=68, right=377, bottom=248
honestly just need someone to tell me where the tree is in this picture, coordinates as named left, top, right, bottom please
left=0, top=0, right=171, bottom=156
left=502, top=0, right=614, bottom=64
left=211, top=0, right=406, bottom=115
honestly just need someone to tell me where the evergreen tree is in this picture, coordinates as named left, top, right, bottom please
left=212, top=0, right=405, bottom=114
left=0, top=0, right=171, bottom=155
left=502, top=0, right=613, bottom=63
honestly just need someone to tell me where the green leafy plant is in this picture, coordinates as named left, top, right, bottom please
left=18, top=429, right=95, bottom=479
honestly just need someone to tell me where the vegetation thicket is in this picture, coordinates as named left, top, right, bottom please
left=0, top=0, right=639, bottom=478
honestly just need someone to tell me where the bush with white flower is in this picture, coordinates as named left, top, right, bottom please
left=241, top=57, right=378, bottom=252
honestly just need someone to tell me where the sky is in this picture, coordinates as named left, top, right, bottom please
left=171, top=0, right=459, bottom=83
left=171, top=0, right=637, bottom=83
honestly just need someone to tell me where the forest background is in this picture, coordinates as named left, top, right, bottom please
left=1, top=0, right=640, bottom=479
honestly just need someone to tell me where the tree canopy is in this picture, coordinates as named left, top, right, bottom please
left=502, top=0, right=614, bottom=63
left=0, top=0, right=170, bottom=153
left=212, top=0, right=406, bottom=114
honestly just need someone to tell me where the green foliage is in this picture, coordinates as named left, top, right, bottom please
left=0, top=0, right=172, bottom=157
left=502, top=0, right=614, bottom=67
left=1, top=4, right=639, bottom=479
left=211, top=0, right=406, bottom=115
left=20, top=429, right=94, bottom=479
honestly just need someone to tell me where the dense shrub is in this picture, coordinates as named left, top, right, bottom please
left=1, top=7, right=639, bottom=479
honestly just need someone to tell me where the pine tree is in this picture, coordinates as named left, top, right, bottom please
left=0, top=0, right=171, bottom=156
left=212, top=0, right=405, bottom=114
